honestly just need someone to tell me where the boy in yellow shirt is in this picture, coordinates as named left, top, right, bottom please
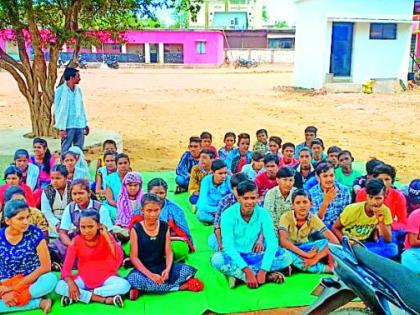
left=332, top=178, right=398, bottom=258
left=279, top=189, right=339, bottom=274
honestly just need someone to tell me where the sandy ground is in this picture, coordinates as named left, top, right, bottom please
left=0, top=64, right=419, bottom=182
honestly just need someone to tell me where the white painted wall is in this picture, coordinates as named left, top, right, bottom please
left=294, top=0, right=414, bottom=89
left=226, top=49, right=294, bottom=63
left=351, top=23, right=412, bottom=83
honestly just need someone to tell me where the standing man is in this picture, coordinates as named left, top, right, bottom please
left=54, top=68, right=89, bottom=154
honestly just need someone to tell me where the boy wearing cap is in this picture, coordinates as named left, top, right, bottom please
left=401, top=208, right=420, bottom=274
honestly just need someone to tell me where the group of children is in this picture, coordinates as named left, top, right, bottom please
left=0, top=126, right=419, bottom=313
left=0, top=139, right=201, bottom=314
left=175, top=127, right=420, bottom=285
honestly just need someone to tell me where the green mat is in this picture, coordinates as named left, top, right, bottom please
left=21, top=171, right=326, bottom=315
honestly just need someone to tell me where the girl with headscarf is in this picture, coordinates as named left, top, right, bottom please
left=62, top=147, right=90, bottom=183
left=116, top=172, right=143, bottom=230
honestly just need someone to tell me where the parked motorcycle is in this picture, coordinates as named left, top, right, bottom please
left=78, top=56, right=88, bottom=69
left=234, top=57, right=258, bottom=69
left=105, top=55, right=119, bottom=69
left=303, top=237, right=420, bottom=315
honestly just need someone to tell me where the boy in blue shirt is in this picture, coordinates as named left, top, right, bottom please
left=196, top=159, right=232, bottom=224
left=211, top=180, right=292, bottom=288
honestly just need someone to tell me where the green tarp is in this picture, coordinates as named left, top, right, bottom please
left=23, top=170, right=328, bottom=315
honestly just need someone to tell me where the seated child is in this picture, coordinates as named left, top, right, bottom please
left=30, top=138, right=55, bottom=189
left=115, top=172, right=143, bottom=238
left=62, top=147, right=90, bottom=183
left=200, top=131, right=218, bottom=158
left=268, top=136, right=282, bottom=158
left=353, top=158, right=383, bottom=195
left=126, top=194, right=203, bottom=298
left=3, top=186, right=49, bottom=239
left=146, top=178, right=194, bottom=261
left=0, top=165, right=36, bottom=211
left=211, top=180, right=292, bottom=289
left=295, top=125, right=318, bottom=159
left=310, top=138, right=327, bottom=166
left=254, top=154, right=279, bottom=198
left=96, top=139, right=118, bottom=170
left=279, top=189, right=339, bottom=274
left=401, top=209, right=420, bottom=274
left=241, top=151, right=265, bottom=181
left=264, top=167, right=297, bottom=230
left=56, top=210, right=130, bottom=308
left=41, top=165, right=72, bottom=238
left=278, top=143, right=299, bottom=168
left=253, top=129, right=269, bottom=154
left=13, top=149, right=39, bottom=191
left=209, top=173, right=249, bottom=251
left=309, top=161, right=351, bottom=229
left=332, top=179, right=398, bottom=259
left=326, top=146, right=342, bottom=168
left=50, top=179, right=114, bottom=265
left=356, top=164, right=407, bottom=251
left=196, top=159, right=232, bottom=224
left=104, top=153, right=132, bottom=222
left=95, top=151, right=117, bottom=198
left=227, top=133, right=252, bottom=174
left=218, top=132, right=236, bottom=161
left=188, top=149, right=215, bottom=205
left=0, top=200, right=57, bottom=314
left=334, top=150, right=362, bottom=193
left=175, top=136, right=201, bottom=193
left=293, top=147, right=315, bottom=189
left=406, top=179, right=420, bottom=216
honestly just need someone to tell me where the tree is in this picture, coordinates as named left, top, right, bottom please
left=274, top=20, right=288, bottom=29
left=0, top=0, right=202, bottom=137
left=262, top=5, right=269, bottom=23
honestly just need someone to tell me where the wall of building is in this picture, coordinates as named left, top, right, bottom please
left=293, top=0, right=414, bottom=89
left=120, top=30, right=225, bottom=65
left=351, top=23, right=412, bottom=84
left=225, top=48, right=294, bottom=63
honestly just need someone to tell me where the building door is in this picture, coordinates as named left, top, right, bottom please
left=150, top=44, right=159, bottom=63
left=330, top=22, right=354, bottom=77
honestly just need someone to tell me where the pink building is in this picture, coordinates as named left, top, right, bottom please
left=0, top=29, right=225, bottom=65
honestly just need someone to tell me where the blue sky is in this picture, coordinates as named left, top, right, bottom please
left=155, top=0, right=296, bottom=26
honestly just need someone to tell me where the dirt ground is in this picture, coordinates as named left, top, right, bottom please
left=0, top=64, right=419, bottom=183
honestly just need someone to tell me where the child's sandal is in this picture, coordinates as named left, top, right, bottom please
left=185, top=278, right=204, bottom=292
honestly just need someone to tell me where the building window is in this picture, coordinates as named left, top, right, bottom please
left=268, top=38, right=295, bottom=49
left=369, top=23, right=397, bottom=40
left=196, top=41, right=206, bottom=54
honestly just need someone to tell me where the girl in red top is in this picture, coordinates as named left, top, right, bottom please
left=55, top=210, right=130, bottom=308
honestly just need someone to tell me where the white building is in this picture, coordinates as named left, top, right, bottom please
left=190, top=0, right=263, bottom=30
left=293, top=0, right=414, bottom=89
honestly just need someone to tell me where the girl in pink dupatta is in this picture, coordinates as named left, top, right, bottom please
left=116, top=172, right=143, bottom=232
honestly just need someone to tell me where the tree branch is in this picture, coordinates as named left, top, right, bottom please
left=0, top=59, right=30, bottom=102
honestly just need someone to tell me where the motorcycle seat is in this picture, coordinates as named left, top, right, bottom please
left=352, top=244, right=420, bottom=313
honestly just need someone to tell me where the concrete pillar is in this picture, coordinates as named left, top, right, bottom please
left=159, top=43, right=164, bottom=64
left=121, top=43, right=127, bottom=54
left=91, top=46, right=97, bottom=53
left=145, top=43, right=150, bottom=63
